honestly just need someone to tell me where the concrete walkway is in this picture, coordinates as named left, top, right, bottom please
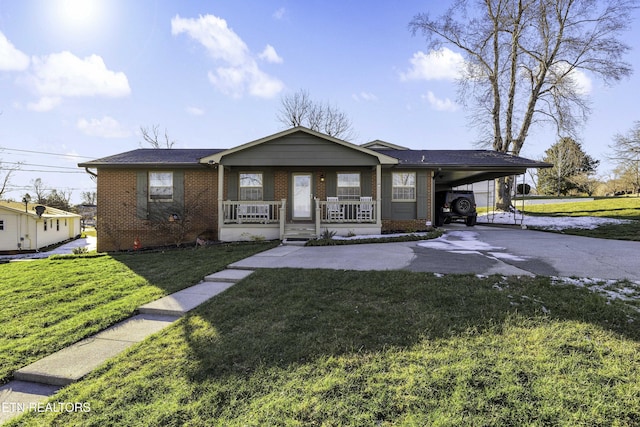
left=0, top=269, right=253, bottom=425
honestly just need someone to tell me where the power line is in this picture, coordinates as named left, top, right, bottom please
left=0, top=147, right=94, bottom=159
left=15, top=169, right=86, bottom=174
left=1, top=161, right=81, bottom=170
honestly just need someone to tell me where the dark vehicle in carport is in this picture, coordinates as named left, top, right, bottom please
left=435, top=190, right=477, bottom=226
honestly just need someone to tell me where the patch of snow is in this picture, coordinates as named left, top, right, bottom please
left=418, top=231, right=503, bottom=252
left=551, top=276, right=640, bottom=305
left=479, top=212, right=632, bottom=231
left=333, top=231, right=433, bottom=240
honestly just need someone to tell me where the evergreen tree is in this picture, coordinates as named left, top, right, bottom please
left=538, top=138, right=599, bottom=196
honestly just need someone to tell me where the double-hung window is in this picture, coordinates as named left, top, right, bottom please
left=392, top=172, right=416, bottom=201
left=239, top=173, right=263, bottom=201
left=337, top=173, right=361, bottom=200
left=0, top=220, right=4, bottom=231
left=149, top=172, right=173, bottom=201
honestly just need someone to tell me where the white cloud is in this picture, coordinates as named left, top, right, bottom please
left=171, top=14, right=249, bottom=66
left=27, top=96, right=61, bottom=112
left=352, top=92, right=378, bottom=102
left=273, top=7, right=286, bottom=20
left=20, top=51, right=130, bottom=110
left=572, top=69, right=592, bottom=95
left=209, top=62, right=284, bottom=99
left=172, top=14, right=284, bottom=98
left=259, top=44, right=283, bottom=64
left=400, top=48, right=464, bottom=81
left=186, top=106, right=205, bottom=116
left=423, top=91, right=459, bottom=112
left=549, top=63, right=592, bottom=96
left=0, top=32, right=29, bottom=71
left=77, top=116, right=131, bottom=138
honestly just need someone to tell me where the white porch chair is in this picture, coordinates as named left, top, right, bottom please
left=356, top=196, right=373, bottom=221
left=326, top=197, right=345, bottom=221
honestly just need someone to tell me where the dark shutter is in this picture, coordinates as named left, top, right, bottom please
left=227, top=171, right=238, bottom=200
left=361, top=170, right=372, bottom=197
left=381, top=171, right=392, bottom=218
left=136, top=171, right=148, bottom=219
left=326, top=172, right=337, bottom=197
left=263, top=171, right=274, bottom=200
left=417, top=170, right=427, bottom=218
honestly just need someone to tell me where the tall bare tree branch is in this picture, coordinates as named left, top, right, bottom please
left=140, top=124, right=176, bottom=149
left=277, top=89, right=356, bottom=141
left=410, top=0, right=636, bottom=209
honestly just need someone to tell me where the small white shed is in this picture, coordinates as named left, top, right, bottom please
left=0, top=202, right=82, bottom=253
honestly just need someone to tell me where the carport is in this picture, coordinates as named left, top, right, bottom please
left=371, top=148, right=552, bottom=224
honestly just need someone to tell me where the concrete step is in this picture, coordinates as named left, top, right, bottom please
left=138, top=281, right=235, bottom=316
left=14, top=314, right=178, bottom=386
left=282, top=239, right=307, bottom=246
left=203, top=269, right=254, bottom=283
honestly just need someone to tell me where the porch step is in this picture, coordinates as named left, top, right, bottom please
left=283, top=224, right=316, bottom=243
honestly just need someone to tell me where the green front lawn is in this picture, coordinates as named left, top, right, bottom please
left=519, top=197, right=640, bottom=240
left=521, top=197, right=640, bottom=220
left=10, top=269, right=640, bottom=426
left=0, top=242, right=278, bottom=385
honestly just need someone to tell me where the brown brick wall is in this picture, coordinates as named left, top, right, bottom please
left=96, top=168, right=218, bottom=252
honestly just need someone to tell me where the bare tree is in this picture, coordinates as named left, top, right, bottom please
left=409, top=0, right=636, bottom=209
left=0, top=160, right=20, bottom=199
left=277, top=89, right=356, bottom=141
left=140, top=124, right=176, bottom=149
left=31, top=178, right=48, bottom=203
left=81, top=191, right=97, bottom=205
left=610, top=121, right=640, bottom=195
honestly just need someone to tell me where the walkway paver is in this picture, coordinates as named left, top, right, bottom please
left=14, top=314, right=178, bottom=386
left=1, top=268, right=253, bottom=425
left=138, top=281, right=235, bottom=316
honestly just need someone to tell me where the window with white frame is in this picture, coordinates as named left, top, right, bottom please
left=337, top=173, right=361, bottom=200
left=0, top=220, right=4, bottom=231
left=239, top=173, right=263, bottom=201
left=149, top=172, right=173, bottom=201
left=392, top=172, right=416, bottom=201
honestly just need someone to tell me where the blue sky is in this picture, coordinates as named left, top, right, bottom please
left=0, top=0, right=639, bottom=203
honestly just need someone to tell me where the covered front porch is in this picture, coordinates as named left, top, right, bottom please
left=218, top=198, right=380, bottom=242
left=200, top=127, right=398, bottom=242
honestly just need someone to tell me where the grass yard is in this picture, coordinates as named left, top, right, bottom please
left=521, top=197, right=640, bottom=240
left=0, top=241, right=278, bottom=385
left=9, top=269, right=640, bottom=426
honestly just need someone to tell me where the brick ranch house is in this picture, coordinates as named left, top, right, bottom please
left=79, top=127, right=549, bottom=252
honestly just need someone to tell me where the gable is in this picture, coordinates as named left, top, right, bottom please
left=200, top=127, right=398, bottom=167
left=222, top=133, right=382, bottom=166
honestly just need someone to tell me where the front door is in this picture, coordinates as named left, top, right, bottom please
left=292, top=173, right=313, bottom=220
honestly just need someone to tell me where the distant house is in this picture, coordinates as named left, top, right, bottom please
left=0, top=202, right=82, bottom=253
left=78, top=204, right=97, bottom=227
left=79, top=127, right=549, bottom=252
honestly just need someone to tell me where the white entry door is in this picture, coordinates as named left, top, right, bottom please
left=292, top=173, right=312, bottom=220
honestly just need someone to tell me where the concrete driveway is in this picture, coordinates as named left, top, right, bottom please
left=230, top=224, right=640, bottom=281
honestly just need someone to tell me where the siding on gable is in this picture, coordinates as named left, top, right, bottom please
left=221, top=133, right=379, bottom=167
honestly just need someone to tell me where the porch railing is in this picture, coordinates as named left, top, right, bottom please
left=317, top=198, right=377, bottom=223
left=222, top=200, right=283, bottom=224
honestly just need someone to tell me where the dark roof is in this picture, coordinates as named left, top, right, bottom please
left=373, top=149, right=551, bottom=169
left=78, top=149, right=225, bottom=168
